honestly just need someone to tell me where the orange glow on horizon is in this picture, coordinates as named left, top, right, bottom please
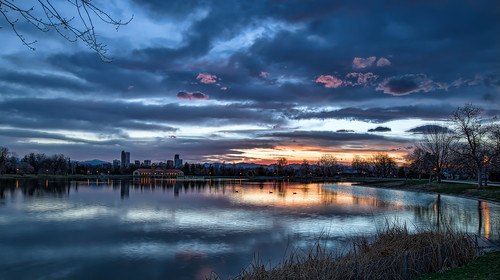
left=222, top=146, right=409, bottom=165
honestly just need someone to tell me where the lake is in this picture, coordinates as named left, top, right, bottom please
left=0, top=178, right=498, bottom=279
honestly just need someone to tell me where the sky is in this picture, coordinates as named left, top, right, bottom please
left=0, top=0, right=499, bottom=165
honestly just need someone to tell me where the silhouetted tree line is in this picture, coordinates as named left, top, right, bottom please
left=179, top=154, right=394, bottom=178
left=0, top=148, right=114, bottom=175
left=405, top=104, right=500, bottom=188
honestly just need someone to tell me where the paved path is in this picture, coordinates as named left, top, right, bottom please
left=442, top=180, right=500, bottom=187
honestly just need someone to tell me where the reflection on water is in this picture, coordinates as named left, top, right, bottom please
left=0, top=179, right=498, bottom=280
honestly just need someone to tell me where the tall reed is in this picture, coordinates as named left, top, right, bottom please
left=207, top=222, right=477, bottom=280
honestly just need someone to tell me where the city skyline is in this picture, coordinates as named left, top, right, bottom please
left=0, top=1, right=499, bottom=164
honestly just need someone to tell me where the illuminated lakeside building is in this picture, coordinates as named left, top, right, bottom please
left=132, top=169, right=184, bottom=178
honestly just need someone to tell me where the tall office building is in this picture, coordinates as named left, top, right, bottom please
left=121, top=150, right=130, bottom=169
left=174, top=154, right=183, bottom=169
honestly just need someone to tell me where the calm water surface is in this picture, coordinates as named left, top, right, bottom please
left=0, top=178, right=498, bottom=280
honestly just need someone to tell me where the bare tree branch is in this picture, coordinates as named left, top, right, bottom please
left=0, top=0, right=132, bottom=61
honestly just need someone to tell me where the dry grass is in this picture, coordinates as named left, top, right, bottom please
left=207, top=222, right=477, bottom=280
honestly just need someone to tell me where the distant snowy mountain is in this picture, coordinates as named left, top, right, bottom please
left=78, top=159, right=111, bottom=166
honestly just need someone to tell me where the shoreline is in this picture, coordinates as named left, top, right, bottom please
left=1, top=175, right=499, bottom=204
left=351, top=179, right=500, bottom=204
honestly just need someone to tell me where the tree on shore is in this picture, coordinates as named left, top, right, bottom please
left=0, top=0, right=132, bottom=61
left=317, top=154, right=338, bottom=177
left=371, top=153, right=396, bottom=178
left=406, top=148, right=431, bottom=179
left=450, top=104, right=498, bottom=189
left=351, top=155, right=370, bottom=176
left=276, top=157, right=288, bottom=176
left=417, top=125, right=455, bottom=183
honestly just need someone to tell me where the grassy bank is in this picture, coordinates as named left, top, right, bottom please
left=413, top=251, right=500, bottom=280
left=208, top=223, right=477, bottom=280
left=354, top=179, right=500, bottom=203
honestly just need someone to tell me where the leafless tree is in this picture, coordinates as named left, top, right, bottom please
left=317, top=154, right=338, bottom=177
left=371, top=153, right=396, bottom=178
left=416, top=125, right=455, bottom=183
left=0, top=0, right=132, bottom=61
left=351, top=155, right=370, bottom=176
left=276, top=157, right=287, bottom=176
left=450, top=104, right=498, bottom=189
left=406, top=147, right=431, bottom=179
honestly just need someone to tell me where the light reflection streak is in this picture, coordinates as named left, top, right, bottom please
left=482, top=201, right=490, bottom=239
left=119, top=241, right=234, bottom=260
left=217, top=182, right=397, bottom=211
left=41, top=206, right=111, bottom=221
left=124, top=209, right=272, bottom=233
left=27, top=201, right=72, bottom=212
left=27, top=201, right=112, bottom=222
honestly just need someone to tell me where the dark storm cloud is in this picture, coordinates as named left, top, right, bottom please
left=0, top=70, right=91, bottom=92
left=376, top=74, right=435, bottom=95
left=43, top=52, right=164, bottom=95
left=0, top=128, right=123, bottom=146
left=368, top=127, right=391, bottom=133
left=256, top=130, right=410, bottom=152
left=1, top=0, right=499, bottom=162
left=292, top=105, right=455, bottom=123
left=265, top=130, right=391, bottom=142
left=406, top=125, right=453, bottom=134
left=177, top=91, right=209, bottom=100
left=9, top=0, right=495, bottom=105
left=0, top=98, right=284, bottom=131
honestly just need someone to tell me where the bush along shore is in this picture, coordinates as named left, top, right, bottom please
left=208, top=223, right=478, bottom=280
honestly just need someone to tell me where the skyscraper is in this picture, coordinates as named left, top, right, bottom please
left=121, top=150, right=130, bottom=169
left=174, top=154, right=183, bottom=169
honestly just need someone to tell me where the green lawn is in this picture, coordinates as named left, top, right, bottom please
left=412, top=252, right=500, bottom=280
left=351, top=178, right=500, bottom=203
left=429, top=182, right=500, bottom=203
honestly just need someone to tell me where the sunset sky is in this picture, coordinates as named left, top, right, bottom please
left=0, top=0, right=499, bottom=164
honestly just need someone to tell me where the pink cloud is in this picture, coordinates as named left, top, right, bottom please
left=260, top=71, right=269, bottom=78
left=344, top=72, right=379, bottom=86
left=352, top=56, right=376, bottom=70
left=196, top=73, right=217, bottom=84
left=315, top=75, right=343, bottom=88
left=376, top=57, right=391, bottom=67
left=127, top=85, right=134, bottom=90
left=176, top=91, right=209, bottom=100
left=220, top=87, right=227, bottom=91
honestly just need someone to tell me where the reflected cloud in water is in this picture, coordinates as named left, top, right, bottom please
left=0, top=178, right=498, bottom=280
